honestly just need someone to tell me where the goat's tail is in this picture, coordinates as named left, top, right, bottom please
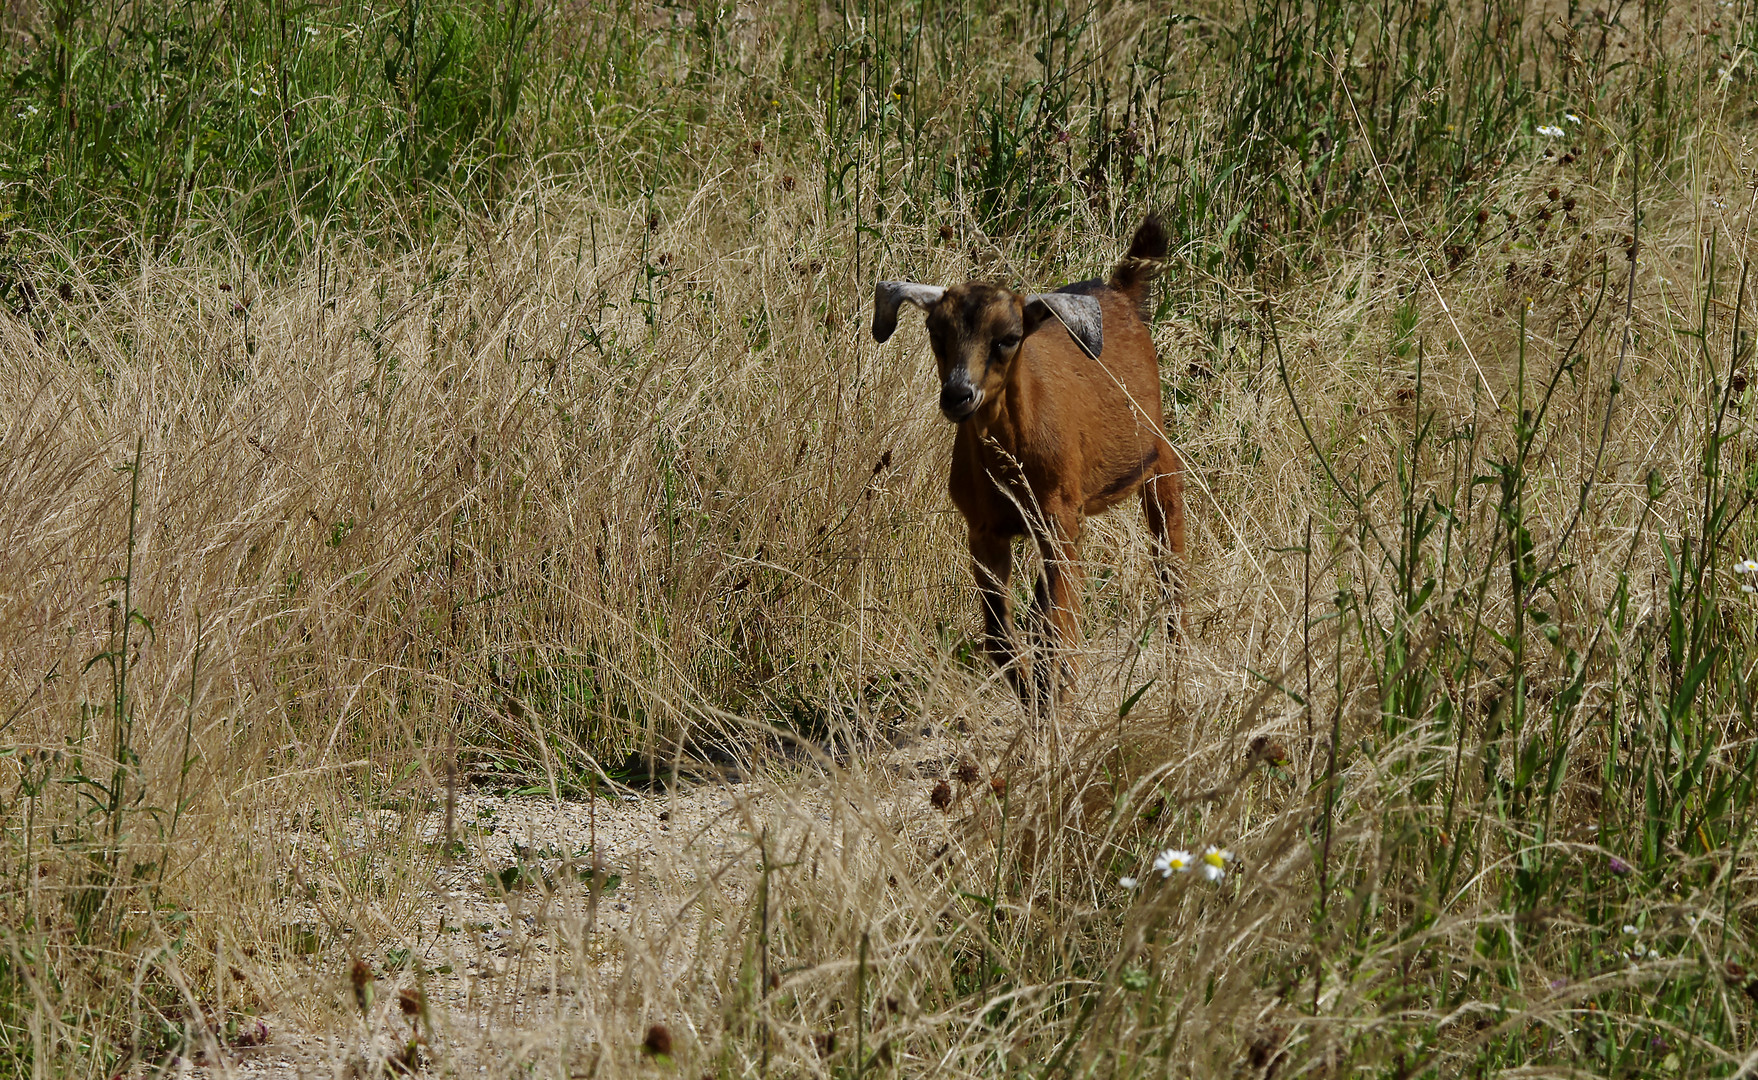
left=1110, top=213, right=1169, bottom=321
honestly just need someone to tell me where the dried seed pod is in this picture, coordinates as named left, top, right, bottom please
left=349, top=959, right=374, bottom=1014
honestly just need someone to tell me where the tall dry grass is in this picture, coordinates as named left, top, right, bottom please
left=4, top=0, right=1758, bottom=1075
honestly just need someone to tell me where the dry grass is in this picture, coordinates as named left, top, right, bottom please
left=4, top=0, right=1758, bottom=1076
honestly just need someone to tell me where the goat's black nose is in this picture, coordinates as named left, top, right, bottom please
left=940, top=382, right=977, bottom=415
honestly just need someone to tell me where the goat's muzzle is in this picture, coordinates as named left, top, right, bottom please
left=939, top=382, right=981, bottom=421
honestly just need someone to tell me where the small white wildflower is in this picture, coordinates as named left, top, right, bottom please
left=1742, top=583, right=1755, bottom=595
left=1565, top=112, right=1582, bottom=124
left=249, top=86, right=265, bottom=98
left=1118, top=876, right=1139, bottom=890
left=1200, top=846, right=1234, bottom=883
left=1623, top=924, right=1639, bottom=935
left=1735, top=559, right=1758, bottom=574
left=1537, top=124, right=1566, bottom=138
left=1153, top=849, right=1193, bottom=877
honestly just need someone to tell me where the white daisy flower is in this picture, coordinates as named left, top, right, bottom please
left=1623, top=924, right=1639, bottom=935
left=1118, top=876, right=1138, bottom=890
left=1200, top=846, right=1234, bottom=883
left=1734, top=559, right=1758, bottom=574
left=1153, top=849, right=1193, bottom=877
left=1565, top=112, right=1582, bottom=124
left=1537, top=124, right=1566, bottom=138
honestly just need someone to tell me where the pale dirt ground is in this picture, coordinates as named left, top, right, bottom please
left=157, top=630, right=1197, bottom=1079
left=166, top=713, right=1017, bottom=1079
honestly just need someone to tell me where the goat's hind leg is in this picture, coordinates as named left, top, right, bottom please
left=1141, top=441, right=1187, bottom=642
left=970, top=528, right=1028, bottom=698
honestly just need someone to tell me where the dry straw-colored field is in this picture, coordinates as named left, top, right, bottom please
left=3, top=0, right=1758, bottom=1075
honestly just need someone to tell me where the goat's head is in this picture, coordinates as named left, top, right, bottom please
left=872, top=280, right=1103, bottom=422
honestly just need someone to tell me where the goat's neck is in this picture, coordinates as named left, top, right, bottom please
left=962, top=390, right=1006, bottom=442
left=974, top=357, right=1042, bottom=446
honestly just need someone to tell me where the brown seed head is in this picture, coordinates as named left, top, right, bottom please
left=990, top=775, right=1008, bottom=796
left=780, top=175, right=796, bottom=192
left=397, top=989, right=422, bottom=1016
left=929, top=780, right=952, bottom=811
left=643, top=1023, right=673, bottom=1057
left=954, top=758, right=980, bottom=784
left=1251, top=738, right=1290, bottom=765
left=349, top=959, right=374, bottom=1012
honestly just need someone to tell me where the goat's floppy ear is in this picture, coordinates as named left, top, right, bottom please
left=1023, top=292, right=1104, bottom=359
left=872, top=281, right=946, bottom=342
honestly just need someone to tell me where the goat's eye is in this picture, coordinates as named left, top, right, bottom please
left=995, top=335, right=1021, bottom=352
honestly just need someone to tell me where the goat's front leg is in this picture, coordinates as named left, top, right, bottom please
left=1032, top=509, right=1085, bottom=705
left=969, top=527, right=1026, bottom=696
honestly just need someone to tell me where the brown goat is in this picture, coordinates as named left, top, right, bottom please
left=872, top=216, right=1185, bottom=703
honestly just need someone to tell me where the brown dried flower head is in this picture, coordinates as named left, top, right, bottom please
left=929, top=780, right=953, bottom=811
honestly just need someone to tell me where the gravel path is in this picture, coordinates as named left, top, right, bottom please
left=171, top=719, right=1002, bottom=1079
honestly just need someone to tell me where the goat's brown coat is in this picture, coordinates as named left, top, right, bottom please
left=876, top=218, right=1185, bottom=702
